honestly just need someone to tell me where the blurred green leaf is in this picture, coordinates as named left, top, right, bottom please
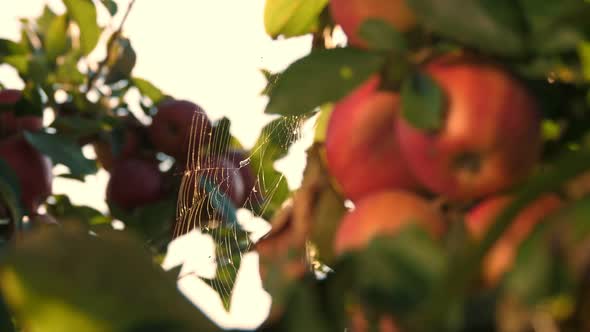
left=579, top=42, right=590, bottom=82
left=27, top=54, right=50, bottom=83
left=0, top=295, right=15, bottom=332
left=100, top=0, right=118, bottom=16
left=504, top=222, right=573, bottom=306
left=54, top=51, right=86, bottom=85
left=36, top=6, right=58, bottom=35
left=50, top=115, right=103, bottom=141
left=354, top=225, right=447, bottom=315
left=0, top=227, right=220, bottom=332
left=401, top=71, right=445, bottom=131
left=14, top=85, right=43, bottom=117
left=45, top=15, right=69, bottom=61
left=64, top=0, right=101, bottom=55
left=24, top=131, right=98, bottom=179
left=358, top=19, right=407, bottom=52
left=406, top=0, right=526, bottom=56
left=132, top=77, right=164, bottom=105
left=105, top=37, right=137, bottom=84
left=46, top=195, right=109, bottom=227
left=265, top=48, right=385, bottom=116
left=520, top=0, right=590, bottom=55
left=0, top=39, right=27, bottom=60
left=264, top=0, right=328, bottom=38
left=3, top=55, right=29, bottom=75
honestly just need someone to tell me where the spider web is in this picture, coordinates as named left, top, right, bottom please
left=171, top=110, right=309, bottom=310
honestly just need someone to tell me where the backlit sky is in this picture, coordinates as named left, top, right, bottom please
left=0, top=0, right=327, bottom=329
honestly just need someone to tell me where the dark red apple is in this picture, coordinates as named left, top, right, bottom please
left=106, top=158, right=164, bottom=210
left=149, top=99, right=212, bottom=160
left=325, top=76, right=418, bottom=202
left=0, top=89, right=43, bottom=137
left=334, top=190, right=444, bottom=255
left=0, top=135, right=53, bottom=213
left=224, top=149, right=263, bottom=207
left=330, top=0, right=416, bottom=48
left=396, top=57, right=541, bottom=201
left=199, top=154, right=246, bottom=208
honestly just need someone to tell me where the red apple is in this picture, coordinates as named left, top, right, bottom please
left=149, top=99, right=212, bottom=160
left=396, top=58, right=541, bottom=201
left=329, top=0, right=416, bottom=48
left=0, top=135, right=52, bottom=213
left=0, top=89, right=43, bottom=137
left=325, top=76, right=418, bottom=202
left=106, top=158, right=164, bottom=210
left=334, top=190, right=444, bottom=255
left=465, top=194, right=563, bottom=285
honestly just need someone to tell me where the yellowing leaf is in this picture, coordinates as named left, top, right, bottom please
left=264, top=0, right=328, bottom=38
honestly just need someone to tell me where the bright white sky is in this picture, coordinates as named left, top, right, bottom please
left=0, top=0, right=329, bottom=329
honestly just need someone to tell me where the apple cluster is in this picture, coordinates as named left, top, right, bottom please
left=102, top=98, right=260, bottom=217
left=324, top=1, right=562, bottom=290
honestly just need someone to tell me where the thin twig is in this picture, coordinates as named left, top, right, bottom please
left=85, top=0, right=137, bottom=92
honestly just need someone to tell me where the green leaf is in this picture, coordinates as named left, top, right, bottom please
left=265, top=48, right=385, bottom=116
left=46, top=195, right=109, bottom=227
left=14, top=85, right=43, bottom=117
left=2, top=55, right=28, bottom=75
left=580, top=42, right=590, bottom=82
left=54, top=50, right=85, bottom=85
left=100, top=0, right=118, bottom=16
left=0, top=295, right=15, bottom=332
left=520, top=0, right=590, bottom=55
left=272, top=282, right=332, bottom=332
left=64, top=0, right=101, bottom=55
left=401, top=71, right=445, bottom=131
left=36, top=6, right=57, bottom=35
left=264, top=0, right=329, bottom=38
left=0, top=227, right=221, bottom=332
left=24, top=131, right=97, bottom=179
left=406, top=0, right=526, bottom=56
left=50, top=115, right=103, bottom=140
left=44, top=15, right=69, bottom=61
left=358, top=19, right=407, bottom=52
left=354, top=225, right=447, bottom=315
left=132, top=77, right=164, bottom=105
left=0, top=39, right=27, bottom=60
left=504, top=223, right=572, bottom=306
left=105, top=37, right=137, bottom=84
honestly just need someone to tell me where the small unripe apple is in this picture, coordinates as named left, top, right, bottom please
left=329, top=0, right=416, bottom=48
left=149, top=99, right=212, bottom=160
left=326, top=76, right=418, bottom=202
left=334, top=190, right=444, bottom=255
left=397, top=58, right=541, bottom=201
left=465, top=194, right=562, bottom=285
left=106, top=158, right=164, bottom=210
left=0, top=135, right=52, bottom=213
left=0, top=89, right=43, bottom=137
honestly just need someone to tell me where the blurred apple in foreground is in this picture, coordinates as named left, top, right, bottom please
left=334, top=190, right=444, bottom=255
left=149, top=99, right=212, bottom=160
left=325, top=77, right=418, bottom=202
left=397, top=57, right=541, bottom=201
left=0, top=89, right=43, bottom=137
left=465, top=194, right=562, bottom=285
left=0, top=135, right=52, bottom=213
left=329, top=0, right=416, bottom=48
